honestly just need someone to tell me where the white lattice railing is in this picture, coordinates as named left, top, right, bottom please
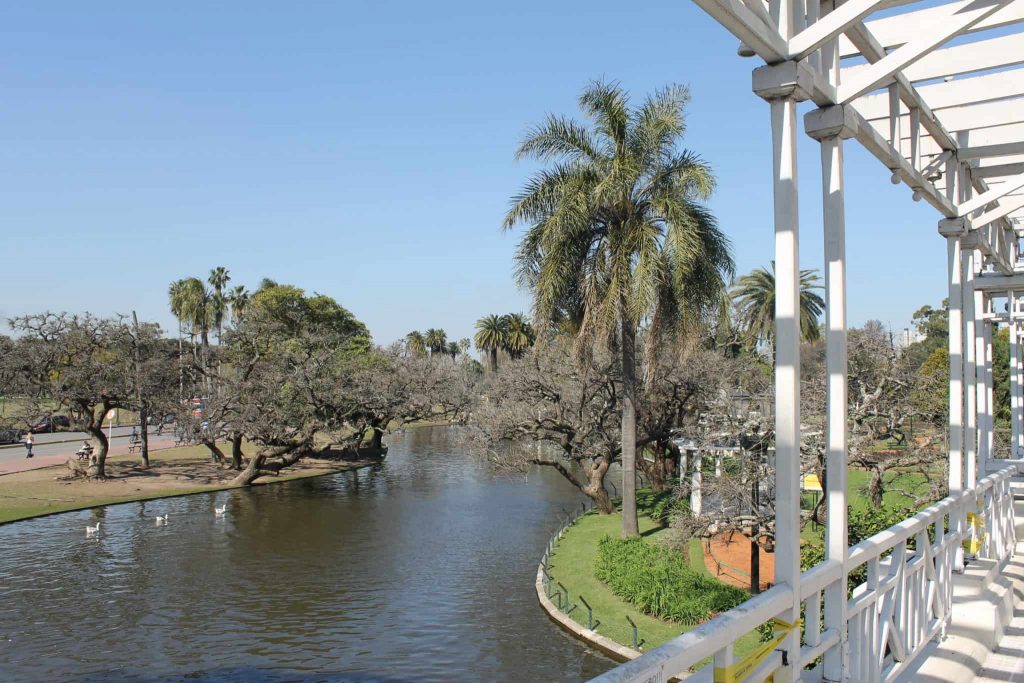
left=589, top=464, right=1020, bottom=683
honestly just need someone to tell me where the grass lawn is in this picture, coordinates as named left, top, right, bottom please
left=0, top=443, right=379, bottom=524
left=546, top=499, right=762, bottom=671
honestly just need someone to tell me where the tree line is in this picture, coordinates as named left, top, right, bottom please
left=0, top=270, right=479, bottom=484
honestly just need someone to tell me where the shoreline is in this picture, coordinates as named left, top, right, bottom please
left=0, top=447, right=385, bottom=526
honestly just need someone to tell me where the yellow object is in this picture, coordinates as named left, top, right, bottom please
left=964, top=511, right=987, bottom=554
left=713, top=618, right=801, bottom=683
left=801, top=474, right=822, bottom=492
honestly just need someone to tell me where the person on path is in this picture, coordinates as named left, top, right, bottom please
left=24, top=432, right=33, bottom=458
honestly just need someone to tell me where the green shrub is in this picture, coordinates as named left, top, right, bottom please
left=595, top=536, right=749, bottom=625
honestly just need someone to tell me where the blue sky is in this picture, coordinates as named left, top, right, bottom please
left=0, top=1, right=947, bottom=346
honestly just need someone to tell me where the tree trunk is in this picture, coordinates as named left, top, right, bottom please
left=139, top=405, right=149, bottom=468
left=584, top=460, right=615, bottom=513
left=230, top=432, right=244, bottom=470
left=370, top=427, right=384, bottom=451
left=204, top=440, right=225, bottom=465
left=177, top=320, right=184, bottom=401
left=132, top=311, right=149, bottom=468
left=489, top=348, right=498, bottom=374
left=750, top=535, right=761, bottom=594
left=232, top=452, right=265, bottom=486
left=620, top=319, right=639, bottom=538
left=86, top=424, right=109, bottom=478
left=868, top=464, right=885, bottom=509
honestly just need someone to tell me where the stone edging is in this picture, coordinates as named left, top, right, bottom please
left=534, top=562, right=643, bottom=663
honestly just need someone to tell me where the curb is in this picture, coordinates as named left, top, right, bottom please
left=535, top=563, right=643, bottom=663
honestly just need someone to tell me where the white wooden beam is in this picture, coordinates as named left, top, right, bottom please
left=788, top=0, right=889, bottom=58
left=900, top=33, right=1024, bottom=83
left=838, top=0, right=1024, bottom=58
left=838, top=1, right=1018, bottom=103
left=693, top=0, right=789, bottom=62
left=854, top=70, right=1024, bottom=121
left=968, top=193, right=1024, bottom=229
left=959, top=172, right=1024, bottom=216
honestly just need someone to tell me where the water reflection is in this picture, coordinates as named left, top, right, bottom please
left=0, top=427, right=611, bottom=682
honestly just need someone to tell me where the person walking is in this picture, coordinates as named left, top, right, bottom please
left=24, top=432, right=34, bottom=459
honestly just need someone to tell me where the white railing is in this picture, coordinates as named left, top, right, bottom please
left=588, top=464, right=1020, bottom=683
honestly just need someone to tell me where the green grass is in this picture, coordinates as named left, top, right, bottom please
left=546, top=495, right=762, bottom=671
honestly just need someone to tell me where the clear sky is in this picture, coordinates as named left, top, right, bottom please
left=1, top=1, right=947, bottom=346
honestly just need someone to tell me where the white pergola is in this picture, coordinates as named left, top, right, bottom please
left=590, top=1, right=1024, bottom=681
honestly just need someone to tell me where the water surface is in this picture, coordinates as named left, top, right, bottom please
left=0, top=426, right=612, bottom=682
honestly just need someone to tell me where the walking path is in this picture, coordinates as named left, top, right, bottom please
left=0, top=434, right=178, bottom=476
left=977, top=603, right=1024, bottom=681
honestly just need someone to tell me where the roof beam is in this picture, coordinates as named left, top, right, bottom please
left=969, top=193, right=1024, bottom=228
left=878, top=98, right=1024, bottom=134
left=838, top=0, right=1024, bottom=57
left=901, top=33, right=1024, bottom=83
left=977, top=274, right=1024, bottom=292
left=854, top=70, right=1024, bottom=121
left=976, top=162, right=1024, bottom=178
left=692, top=0, right=788, bottom=62
left=788, top=0, right=889, bottom=58
left=958, top=172, right=1024, bottom=215
left=837, top=0, right=1018, bottom=103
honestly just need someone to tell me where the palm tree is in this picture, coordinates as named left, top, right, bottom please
left=458, top=338, right=471, bottom=355
left=168, top=279, right=189, bottom=399
left=228, top=285, right=249, bottom=325
left=208, top=267, right=231, bottom=345
left=731, top=263, right=825, bottom=350
left=172, top=276, right=212, bottom=373
left=424, top=328, right=447, bottom=358
left=446, top=341, right=460, bottom=360
left=505, top=81, right=734, bottom=537
left=474, top=315, right=508, bottom=373
left=405, top=331, right=427, bottom=357
left=503, top=313, right=536, bottom=360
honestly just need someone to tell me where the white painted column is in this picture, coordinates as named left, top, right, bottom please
left=771, top=94, right=801, bottom=683
left=982, top=316, right=993, bottom=472
left=1010, top=303, right=1020, bottom=458
left=820, top=132, right=848, bottom=683
left=690, top=451, right=703, bottom=516
left=946, top=237, right=965, bottom=494
left=963, top=249, right=978, bottom=488
left=975, top=289, right=989, bottom=475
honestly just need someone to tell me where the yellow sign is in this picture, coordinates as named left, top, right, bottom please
left=801, top=474, right=822, bottom=492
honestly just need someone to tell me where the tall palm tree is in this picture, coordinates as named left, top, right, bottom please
left=458, top=338, right=471, bottom=355
left=474, top=315, right=508, bottom=373
left=228, top=285, right=249, bottom=325
left=172, top=276, right=212, bottom=374
left=208, top=267, right=231, bottom=345
left=425, top=328, right=447, bottom=358
left=505, top=81, right=734, bottom=537
left=731, top=263, right=825, bottom=350
left=405, top=331, right=427, bottom=357
left=446, top=341, right=461, bottom=360
left=168, top=279, right=189, bottom=399
left=503, top=313, right=536, bottom=360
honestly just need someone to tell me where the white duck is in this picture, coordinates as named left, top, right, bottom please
left=86, top=522, right=101, bottom=536
left=214, top=504, right=227, bottom=516
left=155, top=514, right=168, bottom=525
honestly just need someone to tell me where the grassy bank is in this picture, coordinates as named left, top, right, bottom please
left=546, top=494, right=762, bottom=669
left=0, top=443, right=380, bottom=525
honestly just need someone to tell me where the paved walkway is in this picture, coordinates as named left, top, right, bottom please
left=0, top=435, right=179, bottom=476
left=977, top=598, right=1024, bottom=681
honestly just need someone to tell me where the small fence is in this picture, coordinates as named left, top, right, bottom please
left=538, top=499, right=646, bottom=651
